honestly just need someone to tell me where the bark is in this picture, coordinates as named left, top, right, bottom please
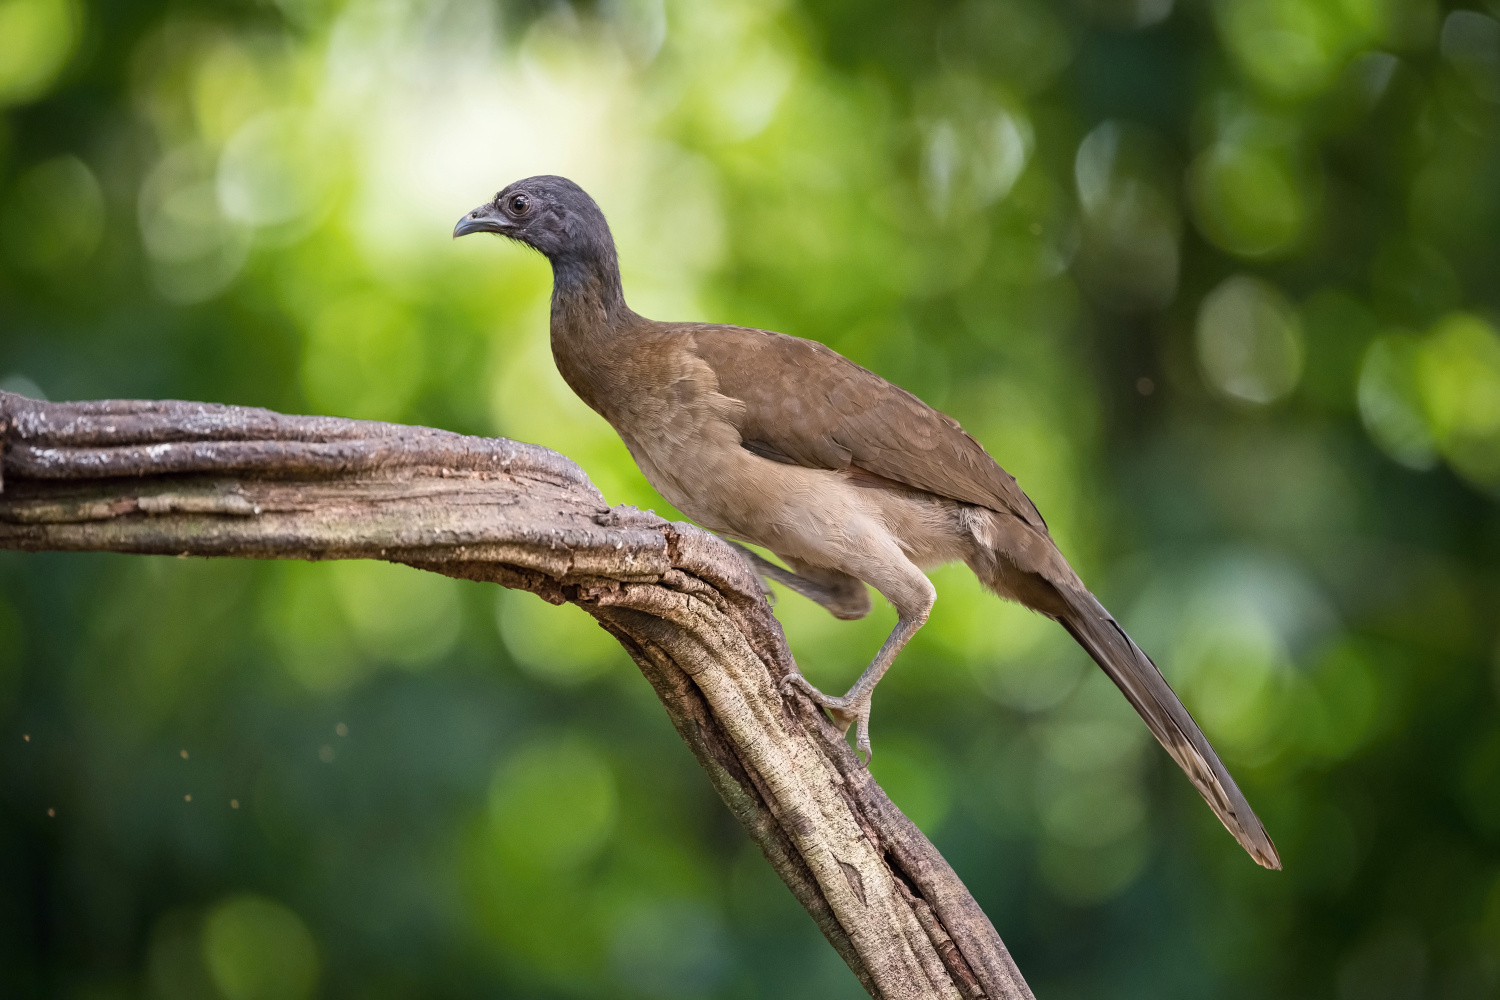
left=0, top=391, right=1033, bottom=1000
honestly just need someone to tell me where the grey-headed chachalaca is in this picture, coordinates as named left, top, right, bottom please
left=455, top=175, right=1280, bottom=869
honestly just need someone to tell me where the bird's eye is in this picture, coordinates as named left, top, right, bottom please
left=509, top=194, right=530, bottom=215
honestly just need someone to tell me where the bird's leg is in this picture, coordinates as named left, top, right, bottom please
left=782, top=611, right=928, bottom=760
left=780, top=562, right=935, bottom=762
left=731, top=544, right=871, bottom=621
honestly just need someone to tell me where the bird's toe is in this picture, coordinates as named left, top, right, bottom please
left=782, top=672, right=838, bottom=705
left=850, top=702, right=874, bottom=763
left=780, top=672, right=814, bottom=697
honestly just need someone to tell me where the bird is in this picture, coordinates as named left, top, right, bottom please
left=454, top=175, right=1280, bottom=870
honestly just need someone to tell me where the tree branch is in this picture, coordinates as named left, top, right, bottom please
left=0, top=391, right=1033, bottom=1000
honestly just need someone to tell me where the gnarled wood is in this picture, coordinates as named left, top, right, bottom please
left=0, top=390, right=1033, bottom=1000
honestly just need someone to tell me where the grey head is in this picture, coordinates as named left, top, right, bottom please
left=453, top=175, right=617, bottom=268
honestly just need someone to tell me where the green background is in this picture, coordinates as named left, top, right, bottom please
left=4, top=0, right=1500, bottom=996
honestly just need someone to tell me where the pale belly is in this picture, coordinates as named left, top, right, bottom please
left=620, top=419, right=973, bottom=577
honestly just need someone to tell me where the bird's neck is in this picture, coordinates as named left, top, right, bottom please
left=547, top=242, right=638, bottom=419
left=549, top=243, right=629, bottom=333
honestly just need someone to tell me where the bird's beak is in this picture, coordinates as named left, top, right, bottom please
left=453, top=204, right=511, bottom=239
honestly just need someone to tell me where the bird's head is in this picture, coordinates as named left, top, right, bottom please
left=452, top=175, right=611, bottom=262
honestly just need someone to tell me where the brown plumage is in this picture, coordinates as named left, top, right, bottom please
left=455, top=175, right=1280, bottom=870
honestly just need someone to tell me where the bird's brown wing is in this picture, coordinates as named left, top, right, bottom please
left=687, top=324, right=1047, bottom=531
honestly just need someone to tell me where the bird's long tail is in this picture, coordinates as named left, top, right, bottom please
left=1053, top=586, right=1280, bottom=869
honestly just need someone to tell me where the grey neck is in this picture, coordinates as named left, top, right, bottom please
left=549, top=239, right=628, bottom=326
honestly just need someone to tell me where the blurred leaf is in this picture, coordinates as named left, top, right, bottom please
left=1359, top=333, right=1439, bottom=470
left=486, top=733, right=617, bottom=873
left=0, top=0, right=82, bottom=106
left=1214, top=0, right=1382, bottom=99
left=1188, top=122, right=1311, bottom=258
left=1459, top=726, right=1500, bottom=835
left=607, top=898, right=729, bottom=999
left=868, top=737, right=954, bottom=833
left=495, top=589, right=624, bottom=686
left=202, top=895, right=320, bottom=1000
left=0, top=155, right=103, bottom=272
left=1300, top=289, right=1376, bottom=412
left=146, top=908, right=217, bottom=1000
left=1416, top=312, right=1500, bottom=491
left=301, top=295, right=426, bottom=421
left=1197, top=275, right=1305, bottom=406
left=1036, top=825, right=1149, bottom=905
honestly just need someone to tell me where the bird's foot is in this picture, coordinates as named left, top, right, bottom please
left=780, top=673, right=875, bottom=763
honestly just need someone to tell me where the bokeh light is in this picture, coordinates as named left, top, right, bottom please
left=1416, top=312, right=1500, bottom=491
left=1196, top=274, right=1305, bottom=405
left=495, top=589, right=626, bottom=686
left=0, top=155, right=102, bottom=272
left=202, top=894, right=320, bottom=1000
left=1074, top=120, right=1180, bottom=310
left=0, top=0, right=82, bottom=107
left=1188, top=110, right=1311, bottom=259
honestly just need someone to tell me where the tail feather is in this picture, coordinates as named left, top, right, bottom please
left=1056, top=588, right=1281, bottom=870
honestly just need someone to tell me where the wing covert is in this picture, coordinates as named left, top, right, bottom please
left=688, top=324, right=1046, bottom=530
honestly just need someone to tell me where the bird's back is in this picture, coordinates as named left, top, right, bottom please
left=685, top=323, right=1048, bottom=532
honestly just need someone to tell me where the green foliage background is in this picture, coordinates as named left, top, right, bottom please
left=3, top=0, right=1500, bottom=997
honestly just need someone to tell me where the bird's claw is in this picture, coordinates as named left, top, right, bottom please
left=779, top=673, right=874, bottom=764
